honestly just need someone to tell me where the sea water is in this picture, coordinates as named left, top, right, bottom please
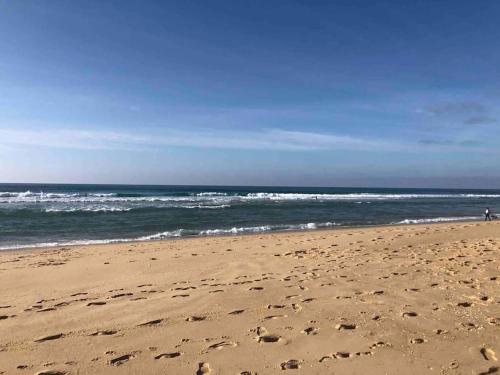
left=1, top=183, right=499, bottom=250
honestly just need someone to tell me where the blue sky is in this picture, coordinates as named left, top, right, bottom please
left=1, top=1, right=500, bottom=187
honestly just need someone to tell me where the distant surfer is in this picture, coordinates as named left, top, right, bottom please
left=485, top=207, right=492, bottom=221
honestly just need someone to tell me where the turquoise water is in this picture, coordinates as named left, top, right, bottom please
left=1, top=183, right=499, bottom=249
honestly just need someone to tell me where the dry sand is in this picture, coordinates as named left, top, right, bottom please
left=0, top=221, right=498, bottom=375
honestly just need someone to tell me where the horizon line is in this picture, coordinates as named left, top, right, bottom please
left=1, top=181, right=499, bottom=191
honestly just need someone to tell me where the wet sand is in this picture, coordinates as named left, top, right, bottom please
left=0, top=221, right=498, bottom=374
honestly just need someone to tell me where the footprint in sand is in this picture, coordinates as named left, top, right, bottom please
left=196, top=362, right=211, bottom=374
left=90, top=330, right=117, bottom=336
left=302, top=327, right=319, bottom=335
left=434, top=329, right=448, bottom=335
left=401, top=311, right=418, bottom=318
left=155, top=352, right=183, bottom=359
left=253, top=327, right=281, bottom=343
left=205, top=341, right=237, bottom=351
left=137, top=318, right=164, bottom=327
left=108, top=353, right=136, bottom=366
left=258, top=334, right=281, bottom=343
left=332, top=351, right=352, bottom=359
left=265, top=315, right=287, bottom=320
left=480, top=347, right=498, bottom=361
left=410, top=338, right=426, bottom=344
left=267, top=304, right=286, bottom=309
left=229, top=309, right=245, bottom=315
left=70, top=292, right=88, bottom=297
left=131, top=297, right=147, bottom=301
left=34, top=333, right=64, bottom=343
left=186, top=316, right=206, bottom=322
left=172, top=294, right=190, bottom=298
left=111, top=293, right=133, bottom=298
left=280, top=359, right=302, bottom=370
left=370, top=341, right=390, bottom=349
left=354, top=351, right=374, bottom=357
left=487, top=318, right=499, bottom=326
left=87, top=301, right=106, bottom=306
left=35, top=371, right=67, bottom=375
left=37, top=307, right=56, bottom=313
left=301, top=298, right=315, bottom=303
left=335, top=323, right=356, bottom=330
left=478, top=367, right=499, bottom=375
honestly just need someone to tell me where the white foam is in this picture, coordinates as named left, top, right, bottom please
left=182, top=204, right=231, bottom=209
left=137, top=229, right=187, bottom=240
left=0, top=238, right=130, bottom=250
left=42, top=204, right=230, bottom=212
left=129, top=221, right=340, bottom=240
left=44, top=207, right=132, bottom=213
left=195, top=192, right=228, bottom=197
left=0, top=221, right=340, bottom=250
left=242, top=192, right=500, bottom=201
left=395, top=216, right=482, bottom=224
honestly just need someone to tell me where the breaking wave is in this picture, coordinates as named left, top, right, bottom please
left=395, top=216, right=483, bottom=224
left=42, top=204, right=231, bottom=213
left=3, top=191, right=500, bottom=205
left=242, top=192, right=500, bottom=201
left=138, top=221, right=339, bottom=240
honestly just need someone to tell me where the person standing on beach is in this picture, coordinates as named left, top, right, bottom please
left=485, top=207, right=491, bottom=221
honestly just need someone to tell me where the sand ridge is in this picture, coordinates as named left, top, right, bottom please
left=0, top=221, right=498, bottom=374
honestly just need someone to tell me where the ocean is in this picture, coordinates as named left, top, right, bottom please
left=1, top=183, right=499, bottom=250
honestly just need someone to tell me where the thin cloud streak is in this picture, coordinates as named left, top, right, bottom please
left=0, top=127, right=405, bottom=152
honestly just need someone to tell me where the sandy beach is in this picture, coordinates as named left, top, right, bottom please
left=0, top=221, right=498, bottom=375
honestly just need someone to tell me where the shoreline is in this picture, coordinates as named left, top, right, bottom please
left=0, top=217, right=488, bottom=254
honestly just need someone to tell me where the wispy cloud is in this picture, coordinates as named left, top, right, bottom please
left=463, top=116, right=497, bottom=125
left=423, top=101, right=486, bottom=116
left=2, top=126, right=496, bottom=154
left=418, top=139, right=453, bottom=146
left=418, top=138, right=484, bottom=147
left=419, top=100, right=497, bottom=127
left=0, top=127, right=402, bottom=152
left=129, top=105, right=142, bottom=112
